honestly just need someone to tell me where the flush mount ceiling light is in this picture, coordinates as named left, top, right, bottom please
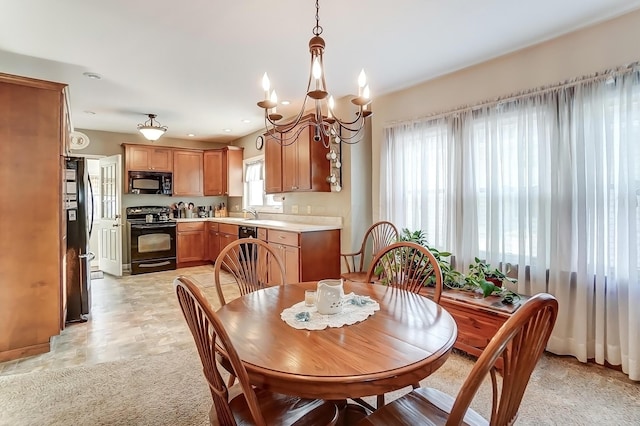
left=257, top=0, right=372, bottom=146
left=137, top=114, right=167, bottom=141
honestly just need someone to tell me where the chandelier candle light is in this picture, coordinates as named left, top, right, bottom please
left=137, top=114, right=168, bottom=141
left=257, top=0, right=372, bottom=146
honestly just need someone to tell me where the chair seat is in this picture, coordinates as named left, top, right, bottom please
left=357, top=387, right=488, bottom=426
left=230, top=389, right=339, bottom=425
left=341, top=271, right=369, bottom=283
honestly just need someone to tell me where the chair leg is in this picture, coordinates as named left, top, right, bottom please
left=227, top=374, right=236, bottom=388
left=376, top=394, right=385, bottom=408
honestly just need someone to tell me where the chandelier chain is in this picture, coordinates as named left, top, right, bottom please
left=313, top=0, right=323, bottom=36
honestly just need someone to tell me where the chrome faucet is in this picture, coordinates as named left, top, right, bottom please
left=242, top=207, right=258, bottom=220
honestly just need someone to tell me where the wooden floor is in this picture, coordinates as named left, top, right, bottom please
left=0, top=265, right=238, bottom=376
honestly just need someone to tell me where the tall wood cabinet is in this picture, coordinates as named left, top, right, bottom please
left=265, top=118, right=331, bottom=193
left=0, top=73, right=68, bottom=362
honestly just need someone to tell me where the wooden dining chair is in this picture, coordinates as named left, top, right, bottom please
left=360, top=241, right=445, bottom=408
left=174, top=276, right=339, bottom=426
left=357, top=292, right=559, bottom=426
left=213, top=238, right=287, bottom=388
left=365, top=241, right=444, bottom=304
left=214, top=238, right=286, bottom=306
left=341, top=221, right=399, bottom=283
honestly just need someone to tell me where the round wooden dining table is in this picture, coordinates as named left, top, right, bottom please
left=214, top=281, right=458, bottom=401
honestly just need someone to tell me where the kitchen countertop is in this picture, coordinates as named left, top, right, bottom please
left=174, top=217, right=341, bottom=233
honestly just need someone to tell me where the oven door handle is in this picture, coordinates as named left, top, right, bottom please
left=130, top=223, right=177, bottom=229
left=138, top=260, right=172, bottom=268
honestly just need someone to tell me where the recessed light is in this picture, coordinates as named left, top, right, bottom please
left=83, top=110, right=96, bottom=115
left=187, top=133, right=195, bottom=137
left=241, top=119, right=251, bottom=123
left=281, top=100, right=291, bottom=105
left=223, top=128, right=232, bottom=133
left=82, top=72, right=102, bottom=80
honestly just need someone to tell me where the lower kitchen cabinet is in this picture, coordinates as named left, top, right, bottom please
left=177, top=221, right=206, bottom=266
left=267, top=229, right=340, bottom=283
left=218, top=223, right=239, bottom=255
left=207, top=222, right=220, bottom=262
left=268, top=237, right=300, bottom=285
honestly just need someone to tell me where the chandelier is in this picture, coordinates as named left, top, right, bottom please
left=257, top=0, right=372, bottom=146
left=137, top=114, right=168, bottom=141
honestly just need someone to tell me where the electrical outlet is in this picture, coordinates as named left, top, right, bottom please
left=307, top=205, right=312, bottom=214
left=234, top=204, right=239, bottom=211
left=291, top=205, right=299, bottom=214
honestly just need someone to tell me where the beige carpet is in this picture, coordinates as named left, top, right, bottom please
left=1, top=348, right=637, bottom=425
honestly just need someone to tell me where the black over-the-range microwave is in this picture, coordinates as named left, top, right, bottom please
left=129, top=171, right=172, bottom=195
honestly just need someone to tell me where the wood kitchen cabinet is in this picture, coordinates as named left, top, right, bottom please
left=268, top=230, right=301, bottom=284
left=173, top=149, right=204, bottom=196
left=264, top=134, right=283, bottom=193
left=177, top=221, right=207, bottom=267
left=0, top=73, right=68, bottom=361
left=265, top=117, right=331, bottom=193
left=124, top=144, right=173, bottom=172
left=204, top=147, right=243, bottom=196
left=267, top=229, right=340, bottom=282
left=207, top=222, right=221, bottom=262
left=218, top=223, right=239, bottom=253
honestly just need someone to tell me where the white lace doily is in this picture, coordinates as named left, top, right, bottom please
left=280, top=292, right=380, bottom=330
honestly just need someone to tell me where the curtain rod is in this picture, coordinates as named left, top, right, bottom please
left=384, top=61, right=640, bottom=127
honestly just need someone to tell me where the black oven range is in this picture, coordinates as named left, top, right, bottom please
left=127, top=206, right=176, bottom=275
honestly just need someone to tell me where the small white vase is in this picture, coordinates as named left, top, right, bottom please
left=316, top=279, right=344, bottom=315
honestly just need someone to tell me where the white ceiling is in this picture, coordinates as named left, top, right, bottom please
left=2, top=0, right=640, bottom=143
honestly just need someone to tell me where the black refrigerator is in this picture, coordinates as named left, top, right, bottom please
left=64, top=157, right=94, bottom=323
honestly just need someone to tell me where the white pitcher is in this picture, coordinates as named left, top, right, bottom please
left=316, top=279, right=344, bottom=315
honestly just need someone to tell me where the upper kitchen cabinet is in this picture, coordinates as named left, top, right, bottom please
left=0, top=73, right=68, bottom=362
left=123, top=144, right=173, bottom=172
left=173, top=149, right=204, bottom=196
left=264, top=134, right=282, bottom=193
left=265, top=117, right=331, bottom=193
left=204, top=146, right=243, bottom=196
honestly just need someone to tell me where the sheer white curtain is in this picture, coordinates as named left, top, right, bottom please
left=380, top=65, right=640, bottom=380
left=548, top=75, right=640, bottom=378
left=380, top=118, right=457, bottom=251
left=460, top=94, right=557, bottom=288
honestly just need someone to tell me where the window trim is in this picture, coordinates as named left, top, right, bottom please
left=243, top=155, right=283, bottom=214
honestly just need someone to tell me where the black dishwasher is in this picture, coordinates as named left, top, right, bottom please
left=239, top=225, right=257, bottom=239
left=238, top=226, right=257, bottom=261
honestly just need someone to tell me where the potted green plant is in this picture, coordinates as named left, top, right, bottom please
left=376, top=228, right=463, bottom=288
left=465, top=257, right=518, bottom=300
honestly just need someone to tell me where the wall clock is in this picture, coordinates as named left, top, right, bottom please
left=256, top=135, right=264, bottom=150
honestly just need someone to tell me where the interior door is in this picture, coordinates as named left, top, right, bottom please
left=98, top=154, right=123, bottom=276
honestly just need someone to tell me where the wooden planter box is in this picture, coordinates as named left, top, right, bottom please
left=421, top=287, right=528, bottom=370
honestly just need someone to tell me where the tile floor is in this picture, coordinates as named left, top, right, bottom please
left=0, top=265, right=239, bottom=376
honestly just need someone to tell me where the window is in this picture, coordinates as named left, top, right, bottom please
left=381, top=64, right=640, bottom=380
left=243, top=156, right=282, bottom=213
